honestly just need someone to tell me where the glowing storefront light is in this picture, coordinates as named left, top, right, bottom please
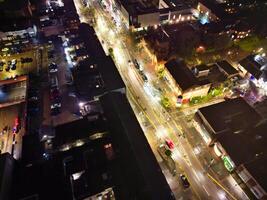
left=222, top=155, right=235, bottom=172
left=214, top=143, right=223, bottom=157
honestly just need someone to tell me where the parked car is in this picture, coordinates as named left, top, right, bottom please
left=13, top=117, right=21, bottom=133
left=51, top=104, right=61, bottom=116
left=11, top=63, right=16, bottom=70
left=5, top=61, right=11, bottom=71
left=50, top=88, right=60, bottom=100
left=49, top=62, right=58, bottom=73
left=0, top=61, right=5, bottom=71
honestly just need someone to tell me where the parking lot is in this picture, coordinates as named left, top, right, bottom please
left=0, top=49, right=39, bottom=80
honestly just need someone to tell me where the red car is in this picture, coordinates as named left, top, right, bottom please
left=50, top=88, right=60, bottom=100
left=165, top=139, right=175, bottom=149
left=13, top=117, right=20, bottom=133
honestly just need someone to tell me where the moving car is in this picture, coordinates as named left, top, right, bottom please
left=180, top=174, right=190, bottom=188
left=165, top=139, right=175, bottom=149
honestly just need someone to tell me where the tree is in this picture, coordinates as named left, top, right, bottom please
left=173, top=28, right=200, bottom=57
left=80, top=6, right=95, bottom=19
left=108, top=48, right=114, bottom=59
left=157, top=68, right=165, bottom=79
left=161, top=96, right=171, bottom=109
left=165, top=149, right=172, bottom=157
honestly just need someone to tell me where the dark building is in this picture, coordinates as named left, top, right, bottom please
left=238, top=54, right=267, bottom=80
left=73, top=56, right=125, bottom=101
left=194, top=97, right=262, bottom=144
left=164, top=59, right=211, bottom=102
left=0, top=0, right=32, bottom=19
left=0, top=153, right=15, bottom=200
left=216, top=60, right=239, bottom=78
left=9, top=92, right=173, bottom=200
left=237, top=157, right=267, bottom=199
left=100, top=92, right=174, bottom=200
left=78, top=23, right=106, bottom=59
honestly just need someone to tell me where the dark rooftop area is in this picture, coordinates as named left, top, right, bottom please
left=78, top=23, right=106, bottom=59
left=0, top=0, right=29, bottom=11
left=54, top=117, right=107, bottom=147
left=96, top=56, right=125, bottom=93
left=0, top=153, right=15, bottom=200
left=73, top=56, right=125, bottom=101
left=216, top=131, right=258, bottom=166
left=198, top=97, right=261, bottom=134
left=165, top=59, right=199, bottom=91
left=239, top=55, right=264, bottom=79
left=244, top=157, right=267, bottom=192
left=216, top=60, right=238, bottom=76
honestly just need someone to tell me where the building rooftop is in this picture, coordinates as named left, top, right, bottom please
left=54, top=117, right=107, bottom=147
left=119, top=0, right=158, bottom=15
left=68, top=37, right=83, bottom=46
left=195, top=64, right=210, bottom=71
left=216, top=131, right=258, bottom=166
left=96, top=56, right=125, bottom=93
left=165, top=59, right=199, bottom=91
left=0, top=76, right=27, bottom=107
left=0, top=153, right=15, bottom=200
left=239, top=55, right=266, bottom=79
left=100, top=92, right=174, bottom=200
left=216, top=60, right=238, bottom=76
left=0, top=0, right=29, bottom=11
left=198, top=0, right=228, bottom=20
left=73, top=56, right=125, bottom=100
left=244, top=157, right=267, bottom=192
left=198, top=97, right=261, bottom=134
left=78, top=23, right=106, bottom=59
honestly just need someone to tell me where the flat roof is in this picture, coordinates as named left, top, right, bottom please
left=73, top=56, right=125, bottom=100
left=0, top=153, right=15, bottom=200
left=54, top=117, right=107, bottom=147
left=0, top=0, right=29, bottom=11
left=96, top=56, right=125, bottom=93
left=216, top=60, right=238, bottom=76
left=216, top=131, right=258, bottom=166
left=100, top=92, right=174, bottom=200
left=239, top=55, right=263, bottom=79
left=0, top=76, right=27, bottom=107
left=165, top=59, right=198, bottom=91
left=198, top=97, right=261, bottom=134
left=163, top=0, right=189, bottom=9
left=119, top=0, right=158, bottom=15
left=198, top=0, right=228, bottom=19
left=244, top=157, right=267, bottom=192
left=197, top=64, right=227, bottom=84
left=68, top=37, right=83, bottom=46
left=195, top=64, right=210, bottom=71
left=78, top=23, right=106, bottom=59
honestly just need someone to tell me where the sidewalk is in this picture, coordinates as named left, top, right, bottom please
left=181, top=118, right=252, bottom=200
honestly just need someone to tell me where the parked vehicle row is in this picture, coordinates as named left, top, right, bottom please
left=48, top=62, right=61, bottom=116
